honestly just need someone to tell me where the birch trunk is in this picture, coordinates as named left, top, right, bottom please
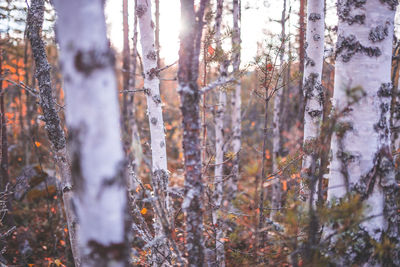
left=327, top=0, right=399, bottom=264
left=228, top=0, right=241, bottom=207
left=54, top=0, right=129, bottom=265
left=178, top=0, right=208, bottom=265
left=301, top=0, right=324, bottom=203
left=212, top=1, right=226, bottom=265
left=130, top=0, right=143, bottom=179
left=26, top=1, right=80, bottom=265
left=270, top=0, right=287, bottom=219
left=136, top=0, right=170, bottom=265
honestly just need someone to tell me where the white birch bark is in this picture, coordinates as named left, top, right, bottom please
left=212, top=1, right=226, bottom=265
left=327, top=1, right=399, bottom=263
left=301, top=0, right=325, bottom=203
left=228, top=0, right=241, bottom=205
left=54, top=0, right=129, bottom=265
left=136, top=0, right=170, bottom=265
left=270, top=0, right=287, bottom=218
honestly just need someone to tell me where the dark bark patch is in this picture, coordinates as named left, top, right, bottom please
left=308, top=13, right=321, bottom=22
left=379, top=0, right=399, bottom=10
left=74, top=49, right=115, bottom=76
left=87, top=240, right=127, bottom=262
left=303, top=72, right=324, bottom=105
left=152, top=94, right=161, bottom=104
left=337, top=0, right=366, bottom=25
left=136, top=4, right=147, bottom=18
left=147, top=51, right=157, bottom=61
left=377, top=83, right=392, bottom=98
left=336, top=34, right=381, bottom=62
left=151, top=117, right=158, bottom=125
left=369, top=24, right=389, bottom=43
left=68, top=126, right=85, bottom=195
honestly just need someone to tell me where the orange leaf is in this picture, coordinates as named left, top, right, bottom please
left=208, top=46, right=215, bottom=55
left=282, top=180, right=287, bottom=191
left=35, top=141, right=41, bottom=147
left=141, top=208, right=147, bottom=215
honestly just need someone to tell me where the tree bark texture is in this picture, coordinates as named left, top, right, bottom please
left=26, top=1, right=81, bottom=265
left=301, top=0, right=325, bottom=203
left=212, top=1, right=226, bottom=265
left=228, top=0, right=241, bottom=208
left=178, top=0, right=209, bottom=266
left=54, top=0, right=130, bottom=265
left=327, top=1, right=399, bottom=264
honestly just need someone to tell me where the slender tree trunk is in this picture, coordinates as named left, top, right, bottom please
left=0, top=52, right=8, bottom=190
left=327, top=1, right=399, bottom=264
left=270, top=0, right=287, bottom=219
left=212, top=1, right=226, bottom=265
left=136, top=0, right=171, bottom=265
left=155, top=0, right=160, bottom=69
left=178, top=0, right=209, bottom=265
left=298, top=0, right=306, bottom=123
left=54, top=0, right=130, bottom=266
left=301, top=0, right=324, bottom=203
left=122, top=0, right=132, bottom=158
left=392, top=64, right=400, bottom=176
left=27, top=0, right=81, bottom=265
left=130, top=0, right=143, bottom=179
left=257, top=94, right=270, bottom=262
left=228, top=0, right=241, bottom=207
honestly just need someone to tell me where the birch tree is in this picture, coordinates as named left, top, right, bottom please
left=54, top=0, right=129, bottom=265
left=136, top=0, right=171, bottom=264
left=26, top=0, right=80, bottom=265
left=301, top=0, right=324, bottom=203
left=178, top=0, right=209, bottom=265
left=271, top=0, right=287, bottom=218
left=212, top=1, right=227, bottom=265
left=327, top=0, right=399, bottom=264
left=228, top=0, right=241, bottom=206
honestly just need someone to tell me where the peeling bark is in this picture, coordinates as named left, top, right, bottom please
left=54, top=0, right=130, bottom=266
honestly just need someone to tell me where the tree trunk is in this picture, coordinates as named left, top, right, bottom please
left=327, top=0, right=399, bottom=264
left=178, top=0, right=208, bottom=265
left=27, top=1, right=81, bottom=265
left=155, top=0, right=160, bottom=69
left=270, top=0, right=287, bottom=219
left=54, top=0, right=130, bottom=266
left=228, top=0, right=241, bottom=208
left=122, top=0, right=132, bottom=158
left=136, top=0, right=171, bottom=265
left=130, top=0, right=143, bottom=180
left=301, top=0, right=325, bottom=203
left=212, top=1, right=226, bottom=265
left=298, top=0, right=306, bottom=123
left=0, top=53, right=8, bottom=190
